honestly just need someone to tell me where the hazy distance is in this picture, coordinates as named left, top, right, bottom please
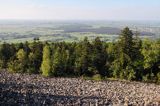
left=0, top=0, right=160, bottom=21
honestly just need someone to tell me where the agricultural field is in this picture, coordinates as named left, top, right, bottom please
left=0, top=20, right=159, bottom=43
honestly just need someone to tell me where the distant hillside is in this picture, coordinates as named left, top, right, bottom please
left=63, top=26, right=155, bottom=36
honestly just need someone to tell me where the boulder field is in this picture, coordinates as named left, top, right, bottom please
left=0, top=70, right=160, bottom=106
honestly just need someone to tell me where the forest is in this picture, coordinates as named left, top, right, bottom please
left=0, top=27, right=160, bottom=83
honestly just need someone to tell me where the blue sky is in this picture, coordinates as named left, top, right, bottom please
left=0, top=0, right=160, bottom=20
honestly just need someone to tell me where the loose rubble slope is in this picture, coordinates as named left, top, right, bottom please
left=0, top=70, right=160, bottom=106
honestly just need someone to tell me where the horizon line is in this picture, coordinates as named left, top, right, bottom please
left=0, top=19, right=160, bottom=22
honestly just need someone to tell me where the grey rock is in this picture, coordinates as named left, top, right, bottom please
left=0, top=70, right=160, bottom=106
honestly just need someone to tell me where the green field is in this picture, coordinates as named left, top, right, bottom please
left=0, top=21, right=159, bottom=43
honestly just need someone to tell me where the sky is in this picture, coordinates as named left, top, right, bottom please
left=0, top=0, right=160, bottom=21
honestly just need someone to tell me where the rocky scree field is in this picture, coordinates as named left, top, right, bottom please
left=0, top=70, right=160, bottom=106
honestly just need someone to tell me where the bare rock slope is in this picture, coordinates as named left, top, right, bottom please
left=0, top=70, right=160, bottom=106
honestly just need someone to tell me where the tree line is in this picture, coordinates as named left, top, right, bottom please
left=0, top=27, right=160, bottom=83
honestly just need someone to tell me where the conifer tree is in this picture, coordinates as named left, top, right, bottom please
left=119, top=27, right=134, bottom=58
left=92, top=37, right=107, bottom=76
left=142, top=39, right=160, bottom=81
left=28, top=42, right=43, bottom=73
left=75, top=37, right=92, bottom=76
left=8, top=49, right=27, bottom=73
left=0, top=43, right=16, bottom=68
left=111, top=27, right=136, bottom=80
left=52, top=47, right=62, bottom=76
left=132, top=31, right=143, bottom=80
left=41, top=45, right=52, bottom=77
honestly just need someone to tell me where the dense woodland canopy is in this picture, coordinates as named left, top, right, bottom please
left=0, top=27, right=160, bottom=83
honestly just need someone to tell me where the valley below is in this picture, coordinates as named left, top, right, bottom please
left=0, top=20, right=159, bottom=43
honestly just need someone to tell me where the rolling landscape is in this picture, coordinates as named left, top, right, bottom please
left=0, top=20, right=159, bottom=43
left=0, top=0, right=160, bottom=106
